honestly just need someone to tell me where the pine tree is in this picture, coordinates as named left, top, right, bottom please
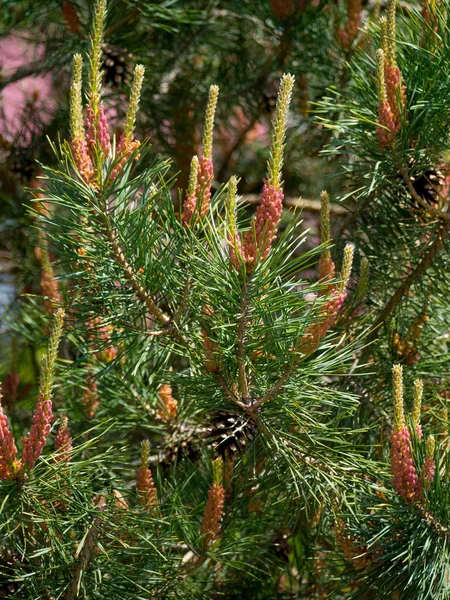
left=3, top=0, right=450, bottom=598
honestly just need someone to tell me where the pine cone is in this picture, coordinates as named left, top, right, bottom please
left=205, top=410, right=258, bottom=460
left=411, top=167, right=446, bottom=209
left=0, top=549, right=22, bottom=597
left=161, top=425, right=202, bottom=466
left=101, top=44, right=133, bottom=87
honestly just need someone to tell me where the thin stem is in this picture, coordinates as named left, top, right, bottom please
left=212, top=372, right=246, bottom=411
left=252, top=360, right=299, bottom=410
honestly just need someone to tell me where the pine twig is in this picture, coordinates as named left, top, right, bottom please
left=252, top=360, right=299, bottom=410
left=66, top=495, right=107, bottom=600
left=106, top=229, right=170, bottom=325
left=369, top=221, right=449, bottom=343
left=98, top=188, right=171, bottom=326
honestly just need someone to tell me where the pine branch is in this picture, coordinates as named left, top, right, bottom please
left=369, top=221, right=449, bottom=342
left=66, top=495, right=107, bottom=600
left=98, top=192, right=171, bottom=326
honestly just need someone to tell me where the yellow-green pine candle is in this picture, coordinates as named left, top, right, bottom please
left=320, top=190, right=331, bottom=253
left=70, top=54, right=84, bottom=143
left=392, top=364, right=405, bottom=431
left=188, top=155, right=200, bottom=199
left=380, top=16, right=388, bottom=57
left=318, top=190, right=336, bottom=284
left=423, top=435, right=436, bottom=484
left=124, top=64, right=145, bottom=146
left=426, top=435, right=435, bottom=458
left=412, top=379, right=423, bottom=437
left=226, top=176, right=243, bottom=268
left=70, top=55, right=94, bottom=182
left=88, top=0, right=107, bottom=118
left=40, top=308, right=65, bottom=402
left=267, top=73, right=295, bottom=192
left=226, top=176, right=239, bottom=240
left=202, top=85, right=219, bottom=160
left=386, top=0, right=397, bottom=67
left=376, top=49, right=388, bottom=104
left=182, top=155, right=200, bottom=225
left=338, top=244, right=354, bottom=293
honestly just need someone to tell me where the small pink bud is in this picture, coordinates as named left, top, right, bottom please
left=54, top=416, right=73, bottom=463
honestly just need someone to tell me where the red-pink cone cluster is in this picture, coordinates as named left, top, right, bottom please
left=0, top=310, right=65, bottom=478
left=54, top=416, right=73, bottom=463
left=225, top=75, right=294, bottom=271
left=241, top=181, right=284, bottom=268
left=384, top=63, right=406, bottom=135
left=157, top=384, right=177, bottom=422
left=376, top=4, right=406, bottom=148
left=422, top=0, right=439, bottom=34
left=390, top=426, right=421, bottom=503
left=298, top=244, right=353, bottom=355
left=21, top=393, right=54, bottom=470
left=86, top=104, right=111, bottom=158
left=0, top=390, right=19, bottom=480
left=200, top=481, right=225, bottom=548
left=318, top=256, right=336, bottom=284
left=389, top=365, right=425, bottom=503
left=69, top=52, right=144, bottom=186
left=110, top=135, right=141, bottom=182
left=72, top=136, right=95, bottom=184
left=376, top=97, right=397, bottom=149
left=337, top=0, right=362, bottom=50
left=136, top=466, right=157, bottom=508
left=228, top=232, right=243, bottom=270
left=182, top=157, right=214, bottom=226
left=423, top=455, right=435, bottom=484
left=136, top=440, right=157, bottom=509
left=198, top=157, right=214, bottom=218
left=299, top=291, right=347, bottom=355
left=182, top=86, right=218, bottom=226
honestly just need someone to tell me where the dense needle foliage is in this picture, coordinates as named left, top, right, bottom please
left=1, top=0, right=450, bottom=598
